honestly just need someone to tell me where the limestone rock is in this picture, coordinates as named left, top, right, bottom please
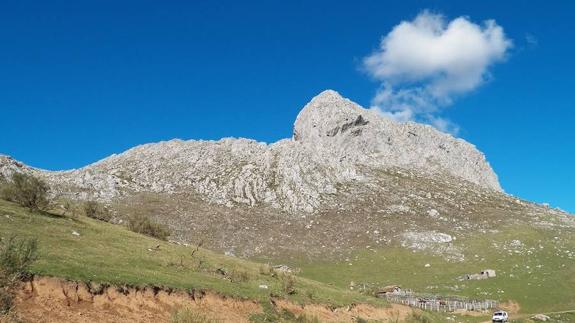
left=0, top=90, right=501, bottom=213
left=532, top=314, right=550, bottom=321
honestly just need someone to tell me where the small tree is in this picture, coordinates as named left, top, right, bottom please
left=127, top=214, right=170, bottom=240
left=1, top=173, right=49, bottom=211
left=0, top=174, right=6, bottom=201
left=279, top=273, right=297, bottom=295
left=83, top=201, right=98, bottom=218
left=83, top=200, right=111, bottom=222
left=0, top=236, right=38, bottom=281
left=62, top=199, right=77, bottom=217
left=171, top=307, right=215, bottom=323
left=0, top=236, right=38, bottom=314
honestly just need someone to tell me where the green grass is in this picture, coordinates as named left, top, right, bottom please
left=289, top=224, right=575, bottom=314
left=2, top=198, right=572, bottom=322
left=0, top=199, right=384, bottom=309
left=544, top=311, right=575, bottom=322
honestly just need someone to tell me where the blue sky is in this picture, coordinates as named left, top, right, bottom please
left=0, top=0, right=573, bottom=212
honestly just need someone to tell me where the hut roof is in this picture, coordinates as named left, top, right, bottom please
left=377, top=285, right=401, bottom=293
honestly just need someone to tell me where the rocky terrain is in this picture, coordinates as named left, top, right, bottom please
left=0, top=90, right=572, bottom=261
left=1, top=90, right=500, bottom=214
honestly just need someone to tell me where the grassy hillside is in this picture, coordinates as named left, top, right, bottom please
left=1, top=196, right=573, bottom=322
left=0, top=199, right=384, bottom=310
left=287, top=224, right=575, bottom=314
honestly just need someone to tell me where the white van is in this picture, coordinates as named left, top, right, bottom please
left=492, top=311, right=509, bottom=322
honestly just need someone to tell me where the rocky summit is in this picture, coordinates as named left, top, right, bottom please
left=0, top=90, right=500, bottom=214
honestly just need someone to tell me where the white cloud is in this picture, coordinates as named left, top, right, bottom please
left=363, top=11, right=512, bottom=135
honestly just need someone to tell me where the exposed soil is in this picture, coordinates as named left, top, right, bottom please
left=9, top=276, right=414, bottom=323
left=12, top=276, right=260, bottom=323
left=498, top=300, right=521, bottom=314
left=274, top=299, right=413, bottom=322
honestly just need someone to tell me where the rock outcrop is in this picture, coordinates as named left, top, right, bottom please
left=295, top=90, right=500, bottom=189
left=0, top=90, right=501, bottom=213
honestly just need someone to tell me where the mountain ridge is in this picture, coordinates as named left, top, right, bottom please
left=1, top=90, right=501, bottom=213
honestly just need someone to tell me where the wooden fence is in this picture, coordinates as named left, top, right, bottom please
left=383, top=293, right=497, bottom=312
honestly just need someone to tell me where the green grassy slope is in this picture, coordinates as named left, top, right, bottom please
left=0, top=199, right=383, bottom=309
left=2, top=197, right=573, bottom=322
left=290, top=225, right=575, bottom=314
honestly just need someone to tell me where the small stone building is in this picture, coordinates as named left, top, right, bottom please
left=465, top=269, right=496, bottom=280
left=482, top=269, right=496, bottom=277
left=375, top=285, right=402, bottom=297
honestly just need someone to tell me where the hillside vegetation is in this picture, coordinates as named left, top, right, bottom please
left=0, top=198, right=399, bottom=322
left=292, top=223, right=575, bottom=314
left=106, top=168, right=575, bottom=318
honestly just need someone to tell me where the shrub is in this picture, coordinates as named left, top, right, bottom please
left=0, top=310, right=23, bottom=323
left=0, top=236, right=38, bottom=315
left=405, top=312, right=433, bottom=323
left=251, top=308, right=319, bottom=323
left=0, top=289, right=13, bottom=315
left=55, top=198, right=80, bottom=218
left=294, top=314, right=320, bottom=323
left=1, top=173, right=49, bottom=211
left=259, top=264, right=277, bottom=277
left=279, top=273, right=296, bottom=295
left=0, top=236, right=38, bottom=281
left=83, top=201, right=111, bottom=222
left=171, top=307, right=218, bottom=323
left=127, top=214, right=170, bottom=240
left=229, top=268, right=250, bottom=283
left=305, top=289, right=314, bottom=300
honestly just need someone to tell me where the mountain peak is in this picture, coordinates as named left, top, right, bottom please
left=293, top=90, right=365, bottom=142
left=310, top=89, right=344, bottom=103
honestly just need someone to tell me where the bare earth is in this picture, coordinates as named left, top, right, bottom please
left=10, top=276, right=414, bottom=323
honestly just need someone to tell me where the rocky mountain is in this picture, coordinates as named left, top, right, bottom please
left=0, top=90, right=501, bottom=214
left=2, top=90, right=574, bottom=317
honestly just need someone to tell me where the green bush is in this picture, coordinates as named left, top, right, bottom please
left=0, top=289, right=13, bottom=315
left=53, top=198, right=81, bottom=218
left=279, top=273, right=296, bottom=295
left=0, top=236, right=38, bottom=281
left=171, top=307, right=218, bottom=323
left=229, top=267, right=250, bottom=283
left=251, top=308, right=320, bottom=323
left=1, top=173, right=49, bottom=211
left=83, top=201, right=112, bottom=222
left=294, top=314, right=320, bottom=323
left=277, top=309, right=321, bottom=323
left=0, top=236, right=38, bottom=315
left=258, top=264, right=278, bottom=277
left=127, top=214, right=170, bottom=240
left=405, top=312, right=433, bottom=323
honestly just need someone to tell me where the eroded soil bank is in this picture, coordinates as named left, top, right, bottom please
left=9, top=276, right=413, bottom=322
